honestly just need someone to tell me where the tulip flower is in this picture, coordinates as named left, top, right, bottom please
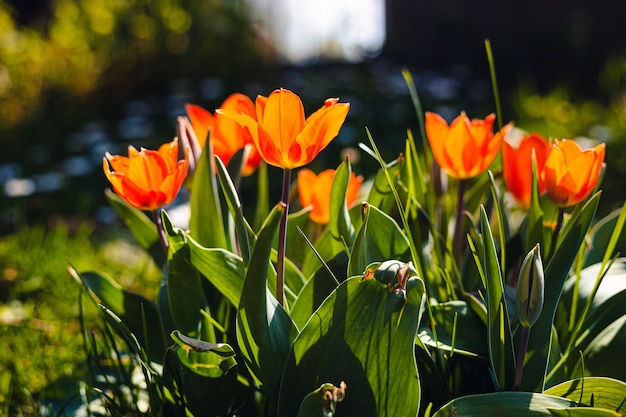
left=297, top=168, right=363, bottom=224
left=502, top=130, right=551, bottom=208
left=516, top=244, right=545, bottom=328
left=217, top=88, right=350, bottom=169
left=541, top=139, right=605, bottom=207
left=186, top=93, right=262, bottom=176
left=218, top=88, right=350, bottom=306
left=425, top=111, right=511, bottom=179
left=103, top=138, right=189, bottom=211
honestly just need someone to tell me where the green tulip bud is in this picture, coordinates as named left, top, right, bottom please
left=516, top=244, right=544, bottom=328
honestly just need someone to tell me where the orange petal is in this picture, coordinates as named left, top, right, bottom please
left=425, top=112, right=453, bottom=174
left=296, top=101, right=350, bottom=167
left=297, top=168, right=317, bottom=208
left=260, top=89, right=305, bottom=155
left=186, top=104, right=215, bottom=149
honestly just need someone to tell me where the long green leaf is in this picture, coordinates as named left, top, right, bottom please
left=329, top=158, right=356, bottom=246
left=433, top=392, right=578, bottom=417
left=236, top=203, right=299, bottom=406
left=479, top=206, right=515, bottom=390
left=522, top=193, right=600, bottom=391
left=544, top=377, right=626, bottom=413
left=189, top=138, right=228, bottom=249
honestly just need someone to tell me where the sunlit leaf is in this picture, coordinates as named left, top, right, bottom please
left=432, top=392, right=578, bottom=416
left=544, top=377, right=626, bottom=413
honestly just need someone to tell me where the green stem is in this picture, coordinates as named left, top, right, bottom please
left=276, top=168, right=292, bottom=306
left=453, top=179, right=467, bottom=261
left=513, top=325, right=531, bottom=390
left=152, top=209, right=169, bottom=256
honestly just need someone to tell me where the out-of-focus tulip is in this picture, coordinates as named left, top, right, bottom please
left=217, top=88, right=350, bottom=169
left=541, top=139, right=605, bottom=207
left=186, top=93, right=262, bottom=176
left=516, top=244, right=544, bottom=328
left=297, top=168, right=362, bottom=224
left=502, top=130, right=551, bottom=208
left=425, top=111, right=511, bottom=179
left=103, top=138, right=189, bottom=211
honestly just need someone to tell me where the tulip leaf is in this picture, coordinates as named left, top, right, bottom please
left=348, top=203, right=411, bottom=278
left=558, top=259, right=626, bottom=367
left=277, top=275, right=425, bottom=417
left=365, top=156, right=404, bottom=214
left=186, top=235, right=246, bottom=308
left=584, top=205, right=626, bottom=268
left=525, top=153, right=545, bottom=254
left=479, top=205, right=515, bottom=390
left=290, top=251, right=348, bottom=329
left=161, top=211, right=210, bottom=337
left=236, top=203, right=299, bottom=405
left=301, top=228, right=346, bottom=278
left=544, top=377, right=626, bottom=413
left=104, top=189, right=163, bottom=264
left=432, top=392, right=579, bottom=417
left=418, top=300, right=488, bottom=358
left=163, top=334, right=242, bottom=416
left=254, top=161, right=270, bottom=232
left=285, top=207, right=314, bottom=267
left=189, top=139, right=228, bottom=250
left=547, top=408, right=623, bottom=416
left=522, top=192, right=600, bottom=391
left=70, top=267, right=167, bottom=364
left=215, top=155, right=252, bottom=264
left=329, top=158, right=356, bottom=247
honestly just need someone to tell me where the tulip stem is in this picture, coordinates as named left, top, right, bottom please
left=453, top=179, right=467, bottom=261
left=513, top=325, right=531, bottom=390
left=276, top=168, right=292, bottom=306
left=152, top=209, right=169, bottom=256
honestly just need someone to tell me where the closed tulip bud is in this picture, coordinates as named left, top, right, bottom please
left=516, top=244, right=544, bottom=328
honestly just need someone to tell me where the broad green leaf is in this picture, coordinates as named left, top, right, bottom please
left=571, top=314, right=626, bottom=380
left=163, top=334, right=241, bottom=417
left=70, top=267, right=167, bottom=364
left=584, top=206, right=626, bottom=268
left=329, top=158, right=356, bottom=246
left=432, top=392, right=578, bottom=417
left=285, top=207, right=314, bottom=266
left=104, top=189, right=163, bottom=265
left=236, top=203, right=299, bottom=405
left=522, top=193, right=600, bottom=392
left=544, top=377, right=626, bottom=413
left=479, top=206, right=515, bottom=391
left=557, top=259, right=626, bottom=368
left=301, top=227, right=346, bottom=278
left=418, top=300, right=488, bottom=358
left=277, top=275, right=426, bottom=417
left=189, top=138, right=228, bottom=250
left=187, top=235, right=246, bottom=308
left=162, top=211, right=209, bottom=337
left=548, top=408, right=622, bottom=416
left=348, top=203, right=411, bottom=278
left=290, top=251, right=347, bottom=329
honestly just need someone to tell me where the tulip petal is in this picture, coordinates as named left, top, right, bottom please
left=297, top=102, right=350, bottom=167
left=261, top=89, right=305, bottom=156
left=186, top=104, right=215, bottom=149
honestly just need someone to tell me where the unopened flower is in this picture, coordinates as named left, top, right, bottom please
left=541, top=139, right=605, bottom=207
left=217, top=88, right=350, bottom=169
left=186, top=93, right=262, bottom=176
left=103, top=138, right=189, bottom=211
left=297, top=168, right=362, bottom=224
left=502, top=130, right=551, bottom=208
left=425, top=111, right=511, bottom=179
left=516, top=244, right=544, bottom=328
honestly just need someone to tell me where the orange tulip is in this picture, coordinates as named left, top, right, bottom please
left=541, top=139, right=605, bottom=207
left=297, top=168, right=362, bottom=224
left=186, top=93, right=262, bottom=176
left=217, top=88, right=350, bottom=169
left=502, top=131, right=551, bottom=208
left=425, top=111, right=511, bottom=179
left=103, top=138, right=189, bottom=211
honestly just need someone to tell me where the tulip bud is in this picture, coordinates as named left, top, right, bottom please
left=516, top=244, right=544, bottom=328
left=362, top=260, right=418, bottom=289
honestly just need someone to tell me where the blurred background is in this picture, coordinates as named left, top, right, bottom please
left=1, top=0, right=626, bottom=230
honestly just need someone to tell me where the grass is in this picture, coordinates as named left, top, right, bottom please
left=0, top=220, right=161, bottom=415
